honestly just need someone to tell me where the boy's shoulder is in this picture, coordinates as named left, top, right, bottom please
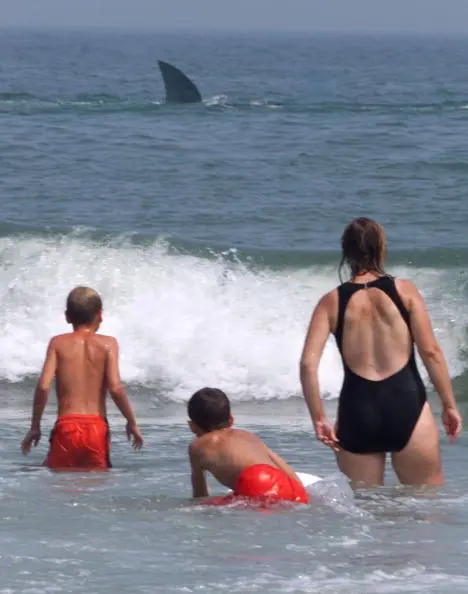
left=188, top=436, right=204, bottom=463
left=48, top=333, right=118, bottom=349
left=48, top=332, right=74, bottom=347
left=188, top=430, right=223, bottom=457
left=188, top=433, right=210, bottom=452
left=228, top=427, right=262, bottom=442
left=93, top=333, right=118, bottom=346
left=189, top=428, right=260, bottom=451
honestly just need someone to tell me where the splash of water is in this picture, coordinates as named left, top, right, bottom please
left=0, top=234, right=465, bottom=403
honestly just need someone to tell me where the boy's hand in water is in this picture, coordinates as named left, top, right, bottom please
left=126, top=422, right=144, bottom=449
left=442, top=407, right=462, bottom=442
left=314, top=418, right=340, bottom=451
left=21, top=428, right=42, bottom=455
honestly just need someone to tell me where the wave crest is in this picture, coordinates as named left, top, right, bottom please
left=0, top=233, right=465, bottom=403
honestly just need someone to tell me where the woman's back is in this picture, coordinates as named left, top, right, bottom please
left=300, top=217, right=461, bottom=487
left=335, top=277, right=412, bottom=381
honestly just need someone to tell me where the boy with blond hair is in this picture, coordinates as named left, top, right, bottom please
left=22, top=286, right=143, bottom=470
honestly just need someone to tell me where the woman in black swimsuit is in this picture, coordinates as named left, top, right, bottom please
left=300, top=218, right=462, bottom=486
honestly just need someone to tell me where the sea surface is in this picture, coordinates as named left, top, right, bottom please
left=0, top=28, right=468, bottom=593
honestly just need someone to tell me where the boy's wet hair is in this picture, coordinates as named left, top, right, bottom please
left=188, top=388, right=231, bottom=432
left=66, top=287, right=102, bottom=326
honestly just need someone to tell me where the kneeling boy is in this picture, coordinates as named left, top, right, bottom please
left=187, top=387, right=308, bottom=504
left=21, top=286, right=143, bottom=470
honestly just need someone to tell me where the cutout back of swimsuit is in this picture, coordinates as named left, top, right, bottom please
left=334, top=276, right=413, bottom=379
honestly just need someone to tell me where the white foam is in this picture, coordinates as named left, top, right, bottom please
left=176, top=568, right=468, bottom=593
left=279, top=569, right=468, bottom=593
left=249, top=99, right=284, bottom=109
left=0, top=234, right=465, bottom=403
left=204, top=94, right=228, bottom=107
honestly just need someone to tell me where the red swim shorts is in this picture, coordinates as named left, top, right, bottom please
left=234, top=464, right=309, bottom=504
left=44, top=414, right=111, bottom=471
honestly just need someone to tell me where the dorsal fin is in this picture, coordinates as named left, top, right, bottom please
left=157, top=60, right=202, bottom=104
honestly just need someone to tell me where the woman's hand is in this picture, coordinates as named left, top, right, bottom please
left=442, top=407, right=462, bottom=442
left=314, top=418, right=340, bottom=451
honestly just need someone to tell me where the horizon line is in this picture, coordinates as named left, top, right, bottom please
left=1, top=24, right=468, bottom=37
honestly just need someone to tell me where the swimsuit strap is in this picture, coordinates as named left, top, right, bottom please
left=334, top=275, right=412, bottom=352
left=334, top=282, right=364, bottom=351
left=372, top=276, right=411, bottom=330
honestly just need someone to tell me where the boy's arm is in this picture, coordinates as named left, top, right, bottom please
left=188, top=442, right=209, bottom=498
left=105, top=338, right=143, bottom=448
left=267, top=448, right=300, bottom=482
left=22, top=338, right=57, bottom=454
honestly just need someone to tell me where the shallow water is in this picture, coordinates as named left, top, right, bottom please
left=1, top=398, right=467, bottom=593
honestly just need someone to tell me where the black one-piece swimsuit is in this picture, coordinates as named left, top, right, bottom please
left=334, top=276, right=427, bottom=454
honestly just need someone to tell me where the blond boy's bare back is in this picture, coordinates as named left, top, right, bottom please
left=51, top=330, right=118, bottom=417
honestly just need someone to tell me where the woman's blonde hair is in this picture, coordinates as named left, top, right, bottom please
left=339, top=218, right=387, bottom=281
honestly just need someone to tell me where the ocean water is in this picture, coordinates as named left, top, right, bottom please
left=0, top=28, right=468, bottom=593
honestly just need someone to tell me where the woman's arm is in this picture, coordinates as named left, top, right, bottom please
left=401, top=280, right=462, bottom=439
left=300, top=292, right=339, bottom=448
left=403, top=281, right=457, bottom=410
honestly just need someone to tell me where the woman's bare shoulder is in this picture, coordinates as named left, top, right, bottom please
left=319, top=287, right=339, bottom=309
left=395, top=278, right=419, bottom=294
left=394, top=278, right=422, bottom=310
